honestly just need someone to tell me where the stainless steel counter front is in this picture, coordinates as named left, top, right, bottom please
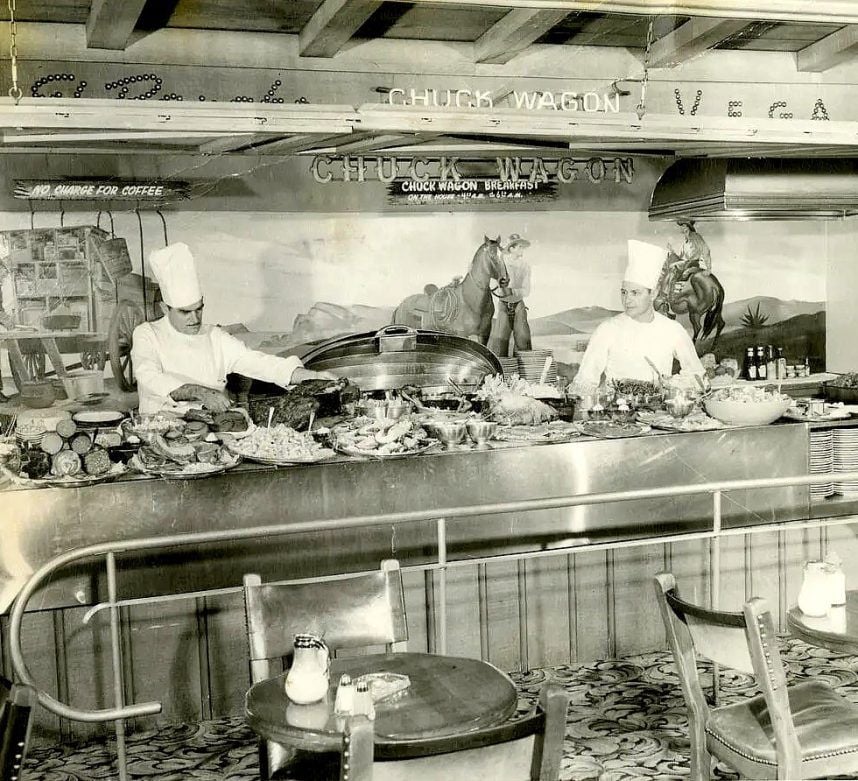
left=0, top=424, right=809, bottom=611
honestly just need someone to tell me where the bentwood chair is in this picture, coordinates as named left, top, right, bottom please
left=654, top=572, right=858, bottom=780
left=243, top=560, right=408, bottom=779
left=0, top=676, right=35, bottom=781
left=342, top=682, right=569, bottom=781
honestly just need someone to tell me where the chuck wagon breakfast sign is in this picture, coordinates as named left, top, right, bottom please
left=310, top=156, right=635, bottom=205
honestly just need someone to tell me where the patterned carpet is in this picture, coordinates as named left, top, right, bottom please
left=22, top=638, right=858, bottom=781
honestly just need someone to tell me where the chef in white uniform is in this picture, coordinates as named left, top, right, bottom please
left=132, top=243, right=335, bottom=415
left=570, top=239, right=705, bottom=398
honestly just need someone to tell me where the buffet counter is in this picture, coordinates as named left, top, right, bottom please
left=0, top=421, right=811, bottom=612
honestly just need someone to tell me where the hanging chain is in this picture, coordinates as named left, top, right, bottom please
left=635, top=19, right=654, bottom=121
left=7, top=0, right=22, bottom=103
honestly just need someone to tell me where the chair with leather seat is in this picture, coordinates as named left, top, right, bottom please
left=0, top=676, right=36, bottom=781
left=243, top=559, right=409, bottom=780
left=654, top=571, right=858, bottom=780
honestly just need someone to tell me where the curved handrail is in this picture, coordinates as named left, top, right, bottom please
left=8, top=468, right=844, bottom=723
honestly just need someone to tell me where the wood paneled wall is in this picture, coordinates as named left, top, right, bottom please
left=3, top=518, right=854, bottom=747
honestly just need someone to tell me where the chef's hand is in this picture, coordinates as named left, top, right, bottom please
left=197, top=388, right=231, bottom=412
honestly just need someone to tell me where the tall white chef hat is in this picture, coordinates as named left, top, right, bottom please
left=624, top=239, right=666, bottom=290
left=148, top=242, right=202, bottom=308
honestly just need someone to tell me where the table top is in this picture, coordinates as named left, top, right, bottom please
left=787, top=590, right=858, bottom=655
left=245, top=652, right=518, bottom=753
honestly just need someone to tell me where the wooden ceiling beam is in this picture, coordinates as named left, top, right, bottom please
left=85, top=0, right=149, bottom=51
left=404, top=1, right=858, bottom=26
left=475, top=9, right=570, bottom=64
left=647, top=17, right=750, bottom=67
left=796, top=25, right=858, bottom=71
left=299, top=0, right=383, bottom=58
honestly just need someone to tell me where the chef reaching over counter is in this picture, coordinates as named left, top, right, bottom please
left=570, top=239, right=706, bottom=399
left=132, top=243, right=336, bottom=415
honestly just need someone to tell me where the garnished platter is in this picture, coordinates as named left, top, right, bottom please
left=494, top=422, right=580, bottom=443
left=10, top=462, right=128, bottom=489
left=783, top=407, right=852, bottom=423
left=225, top=424, right=335, bottom=465
left=576, top=421, right=652, bottom=439
left=635, top=410, right=727, bottom=432
left=129, top=452, right=241, bottom=480
left=333, top=439, right=439, bottom=460
left=331, top=415, right=440, bottom=459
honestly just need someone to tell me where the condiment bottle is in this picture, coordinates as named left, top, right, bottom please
left=776, top=348, right=787, bottom=380
left=824, top=552, right=846, bottom=606
left=797, top=560, right=832, bottom=617
left=352, top=679, right=375, bottom=720
left=756, top=347, right=767, bottom=380
left=765, top=346, right=777, bottom=383
left=334, top=674, right=354, bottom=716
left=745, top=347, right=757, bottom=380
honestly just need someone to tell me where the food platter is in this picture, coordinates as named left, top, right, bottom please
left=225, top=442, right=336, bottom=466
left=129, top=453, right=241, bottom=480
left=72, top=409, right=126, bottom=428
left=635, top=411, right=727, bottom=432
left=576, top=421, right=652, bottom=439
left=494, top=422, right=580, bottom=444
left=783, top=408, right=852, bottom=423
left=333, top=439, right=440, bottom=460
left=17, top=463, right=128, bottom=489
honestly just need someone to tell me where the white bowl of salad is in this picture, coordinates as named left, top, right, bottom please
left=704, top=386, right=792, bottom=427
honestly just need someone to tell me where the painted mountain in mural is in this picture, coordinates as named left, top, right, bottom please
left=530, top=306, right=621, bottom=336
left=718, top=296, right=824, bottom=332
left=531, top=297, right=822, bottom=338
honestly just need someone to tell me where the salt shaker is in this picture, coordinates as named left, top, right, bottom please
left=352, top=679, right=375, bottom=721
left=334, top=674, right=354, bottom=716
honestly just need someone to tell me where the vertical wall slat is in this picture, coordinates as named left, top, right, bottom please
left=523, top=555, right=571, bottom=669
left=484, top=559, right=522, bottom=672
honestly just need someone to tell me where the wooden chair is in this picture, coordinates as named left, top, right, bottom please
left=654, top=572, right=858, bottom=780
left=0, top=676, right=35, bottom=781
left=243, top=560, right=408, bottom=779
left=343, top=682, right=569, bottom=781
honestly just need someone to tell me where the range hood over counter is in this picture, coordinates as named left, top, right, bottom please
left=649, top=159, right=858, bottom=221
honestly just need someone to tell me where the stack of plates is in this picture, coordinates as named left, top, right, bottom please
left=833, top=428, right=858, bottom=496
left=498, top=357, right=519, bottom=378
left=514, top=349, right=558, bottom=385
left=809, top=429, right=834, bottom=500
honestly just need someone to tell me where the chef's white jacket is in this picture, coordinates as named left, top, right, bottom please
left=570, top=311, right=705, bottom=396
left=132, top=317, right=302, bottom=414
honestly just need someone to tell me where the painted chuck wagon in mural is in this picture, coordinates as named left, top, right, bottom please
left=0, top=226, right=159, bottom=391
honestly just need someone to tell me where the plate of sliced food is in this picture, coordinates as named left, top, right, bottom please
left=576, top=420, right=652, bottom=439
left=636, top=410, right=727, bottom=432
left=331, top=415, right=439, bottom=459
left=225, top=424, right=335, bottom=465
left=129, top=435, right=241, bottom=479
left=494, top=421, right=581, bottom=444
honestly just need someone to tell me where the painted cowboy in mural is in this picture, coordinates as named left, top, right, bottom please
left=489, top=233, right=533, bottom=357
left=667, top=219, right=712, bottom=284
left=654, top=221, right=726, bottom=345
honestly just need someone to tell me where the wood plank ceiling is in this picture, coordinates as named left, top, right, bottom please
left=3, top=1, right=858, bottom=158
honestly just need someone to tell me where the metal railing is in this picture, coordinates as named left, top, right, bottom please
left=8, top=469, right=858, bottom=780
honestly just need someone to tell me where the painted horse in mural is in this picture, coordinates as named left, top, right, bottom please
left=654, top=250, right=726, bottom=345
left=391, top=235, right=507, bottom=345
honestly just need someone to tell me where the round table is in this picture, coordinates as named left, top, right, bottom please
left=245, top=652, right=518, bottom=756
left=787, top=590, right=858, bottom=655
